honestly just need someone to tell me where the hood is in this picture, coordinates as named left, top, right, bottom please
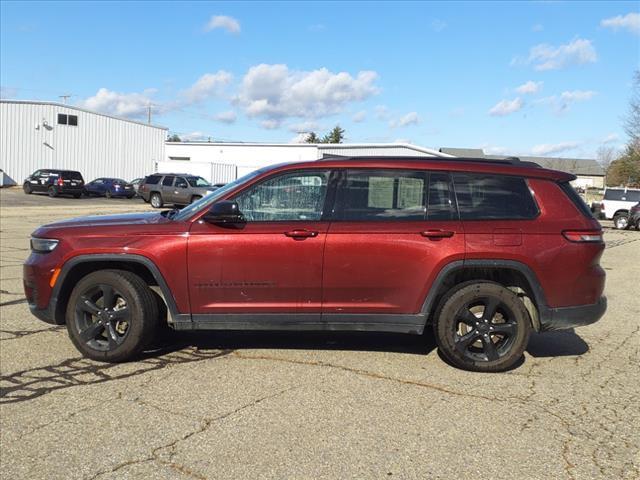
left=40, top=211, right=172, bottom=229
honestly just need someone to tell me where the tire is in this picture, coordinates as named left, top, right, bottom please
left=150, top=192, right=163, bottom=208
left=105, top=190, right=112, bottom=199
left=613, top=213, right=629, bottom=230
left=48, top=186, right=58, bottom=198
left=65, top=270, right=160, bottom=362
left=23, top=183, right=32, bottom=194
left=190, top=195, right=202, bottom=204
left=434, top=281, right=531, bottom=372
left=73, top=193, right=82, bottom=199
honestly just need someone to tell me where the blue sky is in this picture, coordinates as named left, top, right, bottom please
left=1, top=1, right=638, bottom=158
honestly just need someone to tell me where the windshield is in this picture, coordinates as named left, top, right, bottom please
left=173, top=169, right=264, bottom=221
left=187, top=176, right=211, bottom=187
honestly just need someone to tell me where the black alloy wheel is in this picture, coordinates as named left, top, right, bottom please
left=435, top=282, right=531, bottom=372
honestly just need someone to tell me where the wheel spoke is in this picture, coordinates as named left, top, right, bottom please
left=79, top=296, right=101, bottom=316
left=491, top=322, right=517, bottom=336
left=101, top=285, right=116, bottom=309
left=455, top=331, right=479, bottom=353
left=79, top=321, right=104, bottom=342
left=106, top=322, right=120, bottom=349
left=482, top=298, right=500, bottom=322
left=111, top=307, right=129, bottom=320
left=458, top=309, right=479, bottom=327
left=481, top=335, right=500, bottom=361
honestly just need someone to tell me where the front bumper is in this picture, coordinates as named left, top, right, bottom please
left=539, top=296, right=607, bottom=331
left=29, top=303, right=60, bottom=324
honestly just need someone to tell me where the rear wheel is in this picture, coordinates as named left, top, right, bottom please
left=23, top=183, right=32, bottom=194
left=150, top=192, right=163, bottom=208
left=613, top=213, right=629, bottom=230
left=66, top=270, right=160, bottom=362
left=48, top=186, right=58, bottom=198
left=434, top=281, right=531, bottom=372
left=105, top=190, right=112, bottom=199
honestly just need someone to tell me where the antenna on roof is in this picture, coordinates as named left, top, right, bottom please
left=59, top=95, right=71, bottom=104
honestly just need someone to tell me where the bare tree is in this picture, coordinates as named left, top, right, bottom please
left=596, top=145, right=619, bottom=172
left=624, top=70, right=640, bottom=152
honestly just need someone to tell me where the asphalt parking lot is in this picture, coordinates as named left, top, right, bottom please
left=0, top=186, right=638, bottom=480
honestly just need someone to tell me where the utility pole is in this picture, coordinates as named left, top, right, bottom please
left=147, top=104, right=152, bottom=125
left=59, top=95, right=71, bottom=104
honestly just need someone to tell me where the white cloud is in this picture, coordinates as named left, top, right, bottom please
left=260, top=119, right=281, bottom=130
left=531, top=141, right=581, bottom=156
left=515, top=80, right=543, bottom=95
left=205, top=15, right=240, bottom=34
left=352, top=110, right=366, bottom=123
left=601, top=12, right=640, bottom=35
left=235, top=64, right=379, bottom=125
left=390, top=111, right=420, bottom=128
left=515, top=38, right=597, bottom=71
left=289, top=132, right=312, bottom=144
left=536, top=90, right=597, bottom=113
left=393, top=138, right=411, bottom=144
left=288, top=120, right=320, bottom=133
left=214, top=110, right=237, bottom=124
left=81, top=88, right=156, bottom=119
left=181, top=131, right=209, bottom=141
left=181, top=71, right=233, bottom=104
left=0, top=86, right=18, bottom=98
left=430, top=19, right=447, bottom=32
left=374, top=105, right=390, bottom=120
left=488, top=97, right=523, bottom=116
left=601, top=133, right=620, bottom=144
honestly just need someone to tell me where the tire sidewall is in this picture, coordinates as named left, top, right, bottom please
left=48, top=186, right=58, bottom=197
left=434, top=281, right=531, bottom=372
left=65, top=270, right=157, bottom=362
left=23, top=183, right=32, bottom=194
left=614, top=214, right=628, bottom=230
left=150, top=193, right=162, bottom=208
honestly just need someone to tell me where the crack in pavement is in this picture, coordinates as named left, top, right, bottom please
left=0, top=326, right=63, bottom=341
left=0, top=297, right=27, bottom=307
left=86, top=386, right=298, bottom=480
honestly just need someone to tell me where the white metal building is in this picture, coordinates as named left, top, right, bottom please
left=0, top=100, right=167, bottom=186
left=161, top=142, right=449, bottom=183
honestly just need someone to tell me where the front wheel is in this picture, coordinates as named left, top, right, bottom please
left=150, top=192, right=163, bottom=208
left=434, top=281, right=531, bottom=372
left=66, top=270, right=160, bottom=362
left=613, top=213, right=629, bottom=230
left=23, top=183, right=33, bottom=194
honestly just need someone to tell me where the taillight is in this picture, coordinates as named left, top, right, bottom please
left=562, top=230, right=603, bottom=243
left=57, top=177, right=64, bottom=186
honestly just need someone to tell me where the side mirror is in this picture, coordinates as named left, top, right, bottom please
left=202, top=201, right=245, bottom=225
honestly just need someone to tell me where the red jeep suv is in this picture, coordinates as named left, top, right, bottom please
left=23, top=157, right=606, bottom=372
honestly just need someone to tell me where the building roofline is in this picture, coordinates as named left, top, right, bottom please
left=0, top=99, right=168, bottom=130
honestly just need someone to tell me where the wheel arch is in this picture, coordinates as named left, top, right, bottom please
left=51, top=254, right=180, bottom=325
left=421, top=260, right=548, bottom=331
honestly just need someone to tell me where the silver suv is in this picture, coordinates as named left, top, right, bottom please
left=139, top=173, right=219, bottom=208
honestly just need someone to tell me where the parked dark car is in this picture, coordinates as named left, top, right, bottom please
left=629, top=202, right=640, bottom=230
left=24, top=156, right=606, bottom=372
left=23, top=169, right=84, bottom=198
left=84, top=178, right=136, bottom=198
left=129, top=178, right=144, bottom=196
left=139, top=173, right=218, bottom=208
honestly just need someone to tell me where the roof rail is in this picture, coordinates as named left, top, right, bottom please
left=316, top=155, right=542, bottom=168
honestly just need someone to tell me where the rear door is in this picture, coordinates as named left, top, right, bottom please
left=322, top=169, right=464, bottom=315
left=161, top=175, right=175, bottom=203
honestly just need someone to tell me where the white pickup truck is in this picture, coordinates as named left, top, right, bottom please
left=600, top=187, right=640, bottom=229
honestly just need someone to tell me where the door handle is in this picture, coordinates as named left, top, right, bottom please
left=420, top=229, right=455, bottom=238
left=284, top=229, right=319, bottom=239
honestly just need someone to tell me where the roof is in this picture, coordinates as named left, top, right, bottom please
left=439, top=147, right=606, bottom=176
left=0, top=99, right=168, bottom=130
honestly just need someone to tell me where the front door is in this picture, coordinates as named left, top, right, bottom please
left=187, top=169, right=333, bottom=318
left=322, top=169, right=465, bottom=315
left=173, top=176, right=191, bottom=204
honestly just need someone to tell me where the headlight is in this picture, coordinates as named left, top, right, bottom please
left=30, top=237, right=59, bottom=253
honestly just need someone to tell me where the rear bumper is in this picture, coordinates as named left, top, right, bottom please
left=539, top=296, right=607, bottom=331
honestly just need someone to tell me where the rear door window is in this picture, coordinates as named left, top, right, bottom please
left=427, top=172, right=456, bottom=220
left=162, top=176, right=175, bottom=187
left=336, top=170, right=427, bottom=221
left=453, top=174, right=538, bottom=220
left=604, top=189, right=625, bottom=201
left=145, top=175, right=162, bottom=185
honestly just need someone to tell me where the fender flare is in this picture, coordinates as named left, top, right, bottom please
left=420, top=259, right=549, bottom=327
left=51, top=253, right=184, bottom=323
